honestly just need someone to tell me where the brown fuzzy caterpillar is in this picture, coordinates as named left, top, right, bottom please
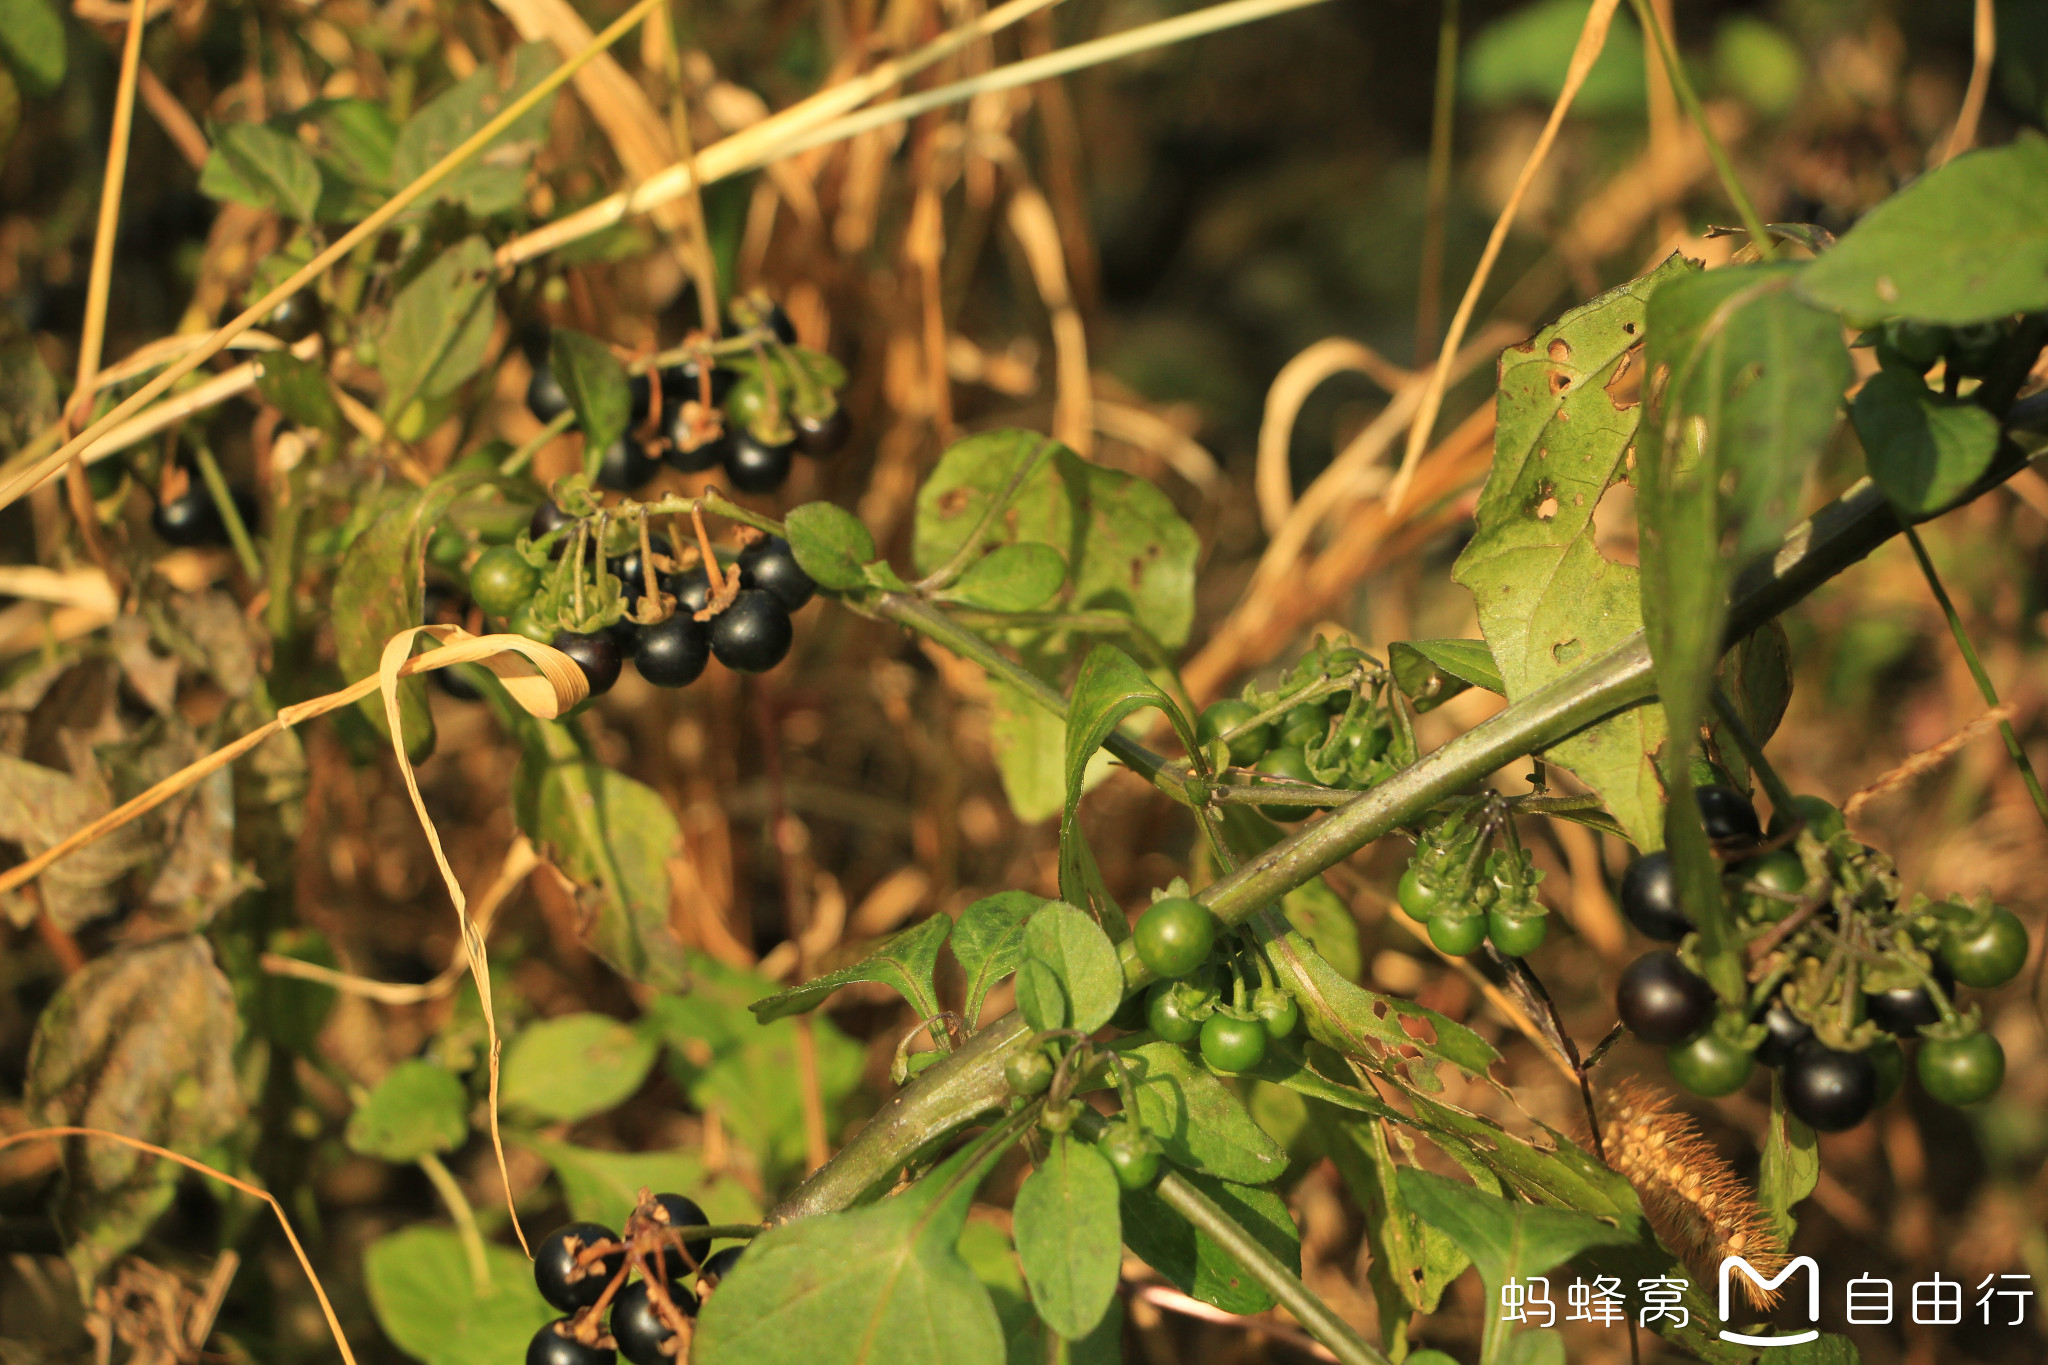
left=1596, top=1080, right=1787, bottom=1309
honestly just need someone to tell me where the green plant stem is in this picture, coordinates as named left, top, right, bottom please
left=500, top=409, right=575, bottom=475
left=417, top=1152, right=490, bottom=1296
left=1154, top=1169, right=1389, bottom=1365
left=192, top=445, right=263, bottom=583
left=1626, top=0, right=1774, bottom=260
left=1710, top=687, right=1799, bottom=820
left=1901, top=525, right=2048, bottom=832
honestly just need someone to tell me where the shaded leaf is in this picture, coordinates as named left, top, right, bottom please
left=1313, top=1104, right=1467, bottom=1316
left=0, top=0, right=64, bottom=96
left=694, top=1138, right=1009, bottom=1365
left=749, top=913, right=950, bottom=1023
left=1452, top=254, right=1698, bottom=848
left=958, top=1221, right=1122, bottom=1365
left=256, top=352, right=343, bottom=433
left=1282, top=876, right=1362, bottom=982
left=785, top=501, right=879, bottom=590
left=942, top=542, right=1067, bottom=612
left=525, top=1139, right=761, bottom=1229
left=1118, top=1171, right=1299, bottom=1315
left=0, top=745, right=151, bottom=931
left=1502, top=1330, right=1568, bottom=1365
left=25, top=937, right=243, bottom=1288
left=499, top=1013, right=658, bottom=1122
left=1122, top=1040, right=1288, bottom=1185
left=1016, top=902, right=1122, bottom=1035
left=1389, top=638, right=1505, bottom=714
left=992, top=673, right=1108, bottom=824
left=1757, top=1075, right=1817, bottom=1247
left=346, top=1060, right=468, bottom=1162
left=950, top=891, right=1047, bottom=1028
left=379, top=236, right=498, bottom=416
left=1798, top=138, right=2048, bottom=324
left=365, top=1226, right=553, bottom=1365
left=1260, top=926, right=1498, bottom=1088
left=1012, top=1135, right=1121, bottom=1339
left=1850, top=368, right=2000, bottom=515
left=549, top=329, right=632, bottom=462
left=201, top=122, right=322, bottom=221
left=389, top=42, right=555, bottom=218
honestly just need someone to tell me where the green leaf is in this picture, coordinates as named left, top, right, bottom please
left=1313, top=1104, right=1468, bottom=1317
left=786, top=500, right=880, bottom=590
left=1261, top=927, right=1499, bottom=1087
left=0, top=0, right=64, bottom=96
left=1397, top=1168, right=1635, bottom=1365
left=1502, top=1330, right=1568, bottom=1365
left=379, top=236, right=498, bottom=416
left=25, top=937, right=243, bottom=1288
left=1757, top=1075, right=1817, bottom=1247
left=256, top=352, right=343, bottom=433
left=749, top=914, right=950, bottom=1023
left=201, top=122, right=323, bottom=221
left=992, top=674, right=1107, bottom=824
left=1012, top=1135, right=1122, bottom=1339
left=1850, top=368, right=2001, bottom=515
left=1061, top=645, right=1200, bottom=926
left=694, top=1137, right=1010, bottom=1365
left=525, top=1138, right=761, bottom=1229
left=389, top=42, right=556, bottom=218
left=312, top=98, right=398, bottom=189
left=1463, top=0, right=1643, bottom=115
left=1638, top=262, right=1851, bottom=982
left=1118, top=1171, right=1299, bottom=1315
left=1451, top=253, right=1697, bottom=848
left=514, top=719, right=691, bottom=991
left=1122, top=1039, right=1288, bottom=1185
left=1014, top=901, right=1123, bottom=1035
left=942, top=542, right=1067, bottom=612
left=346, top=1060, right=467, bottom=1162
left=913, top=430, right=1199, bottom=648
left=687, top=1006, right=865, bottom=1184
left=950, top=891, right=1047, bottom=1028
left=1388, top=638, right=1505, bottom=714
left=365, top=1226, right=553, bottom=1365
left=549, top=329, right=632, bottom=464
left=1798, top=137, right=2048, bottom=324
left=1282, top=876, right=1362, bottom=982
left=499, top=1013, right=658, bottom=1122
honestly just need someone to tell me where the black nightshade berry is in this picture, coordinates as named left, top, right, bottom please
left=794, top=407, right=849, bottom=459
left=552, top=630, right=623, bottom=696
left=609, top=1279, right=696, bottom=1365
left=1694, top=784, right=1762, bottom=843
left=1618, top=851, right=1691, bottom=941
left=634, top=614, right=710, bottom=688
left=709, top=589, right=792, bottom=673
left=596, top=437, right=661, bottom=491
left=737, top=536, right=816, bottom=612
left=527, top=1321, right=615, bottom=1365
left=532, top=1223, right=625, bottom=1312
left=527, top=363, right=573, bottom=425
left=1616, top=950, right=1715, bottom=1044
left=723, top=429, right=794, bottom=494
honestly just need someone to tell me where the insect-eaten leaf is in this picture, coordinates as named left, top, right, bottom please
left=25, top=936, right=244, bottom=1289
left=346, top=1060, right=469, bottom=1163
left=941, top=542, right=1067, bottom=612
left=693, top=1139, right=1009, bottom=1365
left=750, top=913, right=950, bottom=1023
left=1388, top=639, right=1504, bottom=714
left=1015, top=902, right=1123, bottom=1035
left=1012, top=1134, right=1122, bottom=1340
left=1451, top=253, right=1697, bottom=849
left=499, top=1013, right=659, bottom=1123
left=1798, top=138, right=2048, bottom=325
left=1851, top=368, right=2001, bottom=516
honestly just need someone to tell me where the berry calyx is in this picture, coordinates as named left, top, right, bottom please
left=1916, top=1030, right=2004, bottom=1106
left=708, top=589, right=793, bottom=672
left=552, top=630, right=623, bottom=697
left=1782, top=1039, right=1877, bottom=1132
left=1199, top=1012, right=1267, bottom=1073
left=634, top=615, right=710, bottom=688
left=1616, top=950, right=1715, bottom=1045
left=1145, top=983, right=1204, bottom=1044
left=737, top=536, right=817, bottom=612
left=533, top=1222, right=625, bottom=1312
left=609, top=1278, right=696, bottom=1365
left=1133, top=897, right=1215, bottom=979
left=1252, top=985, right=1300, bottom=1040
left=1618, top=851, right=1690, bottom=941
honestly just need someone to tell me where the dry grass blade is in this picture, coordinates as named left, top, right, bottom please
left=1007, top=184, right=1091, bottom=455
left=0, top=0, right=668, bottom=514
left=0, top=1127, right=359, bottom=1365
left=1255, top=338, right=1412, bottom=535
left=1844, top=703, right=2016, bottom=820
left=1938, top=0, right=1995, bottom=167
left=1387, top=0, right=1621, bottom=513
left=69, top=0, right=149, bottom=423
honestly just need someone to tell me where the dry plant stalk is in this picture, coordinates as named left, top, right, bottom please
left=0, top=1127, right=359, bottom=1365
left=1598, top=1080, right=1785, bottom=1306
left=1255, top=338, right=1413, bottom=535
left=1938, top=0, right=1996, bottom=167
left=1843, top=703, right=2016, bottom=820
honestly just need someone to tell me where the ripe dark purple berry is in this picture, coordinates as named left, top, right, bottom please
left=1618, top=851, right=1690, bottom=941
left=670, top=566, right=713, bottom=615
left=608, top=1279, right=696, bottom=1365
left=1782, top=1039, right=1878, bottom=1132
left=794, top=407, right=849, bottom=459
left=533, top=1223, right=625, bottom=1312
left=1863, top=963, right=1950, bottom=1036
left=696, top=1244, right=744, bottom=1291
left=527, top=1320, right=615, bottom=1365
left=1753, top=994, right=1813, bottom=1068
left=723, top=429, right=794, bottom=494
left=632, top=619, right=706, bottom=693
left=737, top=536, right=816, bottom=612
left=527, top=363, right=573, bottom=425
left=596, top=437, right=661, bottom=491
left=611, top=535, right=674, bottom=604
left=649, top=1191, right=714, bottom=1270
left=1616, top=950, right=1715, bottom=1045
left=552, top=630, right=623, bottom=696
left=709, top=589, right=793, bottom=673
left=1695, top=784, right=1761, bottom=844
left=664, top=423, right=730, bottom=474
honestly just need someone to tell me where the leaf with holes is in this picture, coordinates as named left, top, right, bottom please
left=1314, top=1104, right=1469, bottom=1318
left=1757, top=1077, right=1817, bottom=1248
left=750, top=914, right=950, bottom=1023
left=950, top=891, right=1047, bottom=1028
left=1451, top=253, right=1696, bottom=849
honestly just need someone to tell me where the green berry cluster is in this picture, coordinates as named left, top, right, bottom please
left=1131, top=895, right=1303, bottom=1075
left=1195, top=638, right=1408, bottom=822
left=1395, top=797, right=1550, bottom=958
left=1614, top=785, right=2029, bottom=1132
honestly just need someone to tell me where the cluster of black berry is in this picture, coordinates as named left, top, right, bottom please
left=1193, top=639, right=1398, bottom=822
left=525, top=1191, right=746, bottom=1365
left=437, top=517, right=815, bottom=701
left=525, top=297, right=848, bottom=497
left=1614, top=785, right=2029, bottom=1131
left=1394, top=797, right=1550, bottom=957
